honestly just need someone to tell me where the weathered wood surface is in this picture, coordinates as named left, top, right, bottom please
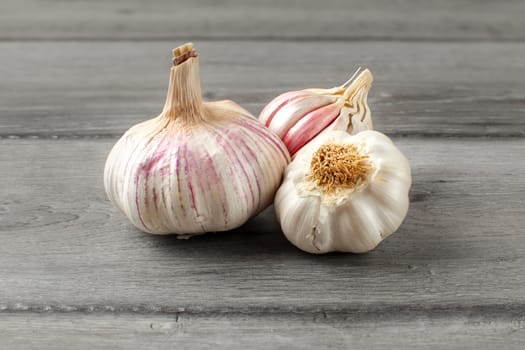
left=1, top=41, right=524, bottom=138
left=1, top=138, right=524, bottom=312
left=2, top=311, right=525, bottom=350
left=2, top=0, right=525, bottom=347
left=1, top=0, right=524, bottom=41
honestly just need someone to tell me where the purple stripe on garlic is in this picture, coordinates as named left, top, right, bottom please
left=104, top=43, right=290, bottom=235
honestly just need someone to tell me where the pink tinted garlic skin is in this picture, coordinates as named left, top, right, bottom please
left=104, top=43, right=290, bottom=235
left=258, top=90, right=312, bottom=127
left=259, top=69, right=374, bottom=157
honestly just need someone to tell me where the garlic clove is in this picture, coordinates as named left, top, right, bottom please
left=274, top=130, right=411, bottom=254
left=259, top=90, right=312, bottom=126
left=104, top=43, right=290, bottom=236
left=275, top=179, right=322, bottom=252
left=282, top=101, right=342, bottom=156
left=268, top=94, right=337, bottom=138
left=259, top=69, right=374, bottom=157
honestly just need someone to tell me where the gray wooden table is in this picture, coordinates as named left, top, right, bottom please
left=1, top=1, right=525, bottom=348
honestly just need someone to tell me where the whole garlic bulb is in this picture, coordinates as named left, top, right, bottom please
left=104, top=43, right=290, bottom=235
left=259, top=69, right=373, bottom=156
left=275, top=130, right=411, bottom=254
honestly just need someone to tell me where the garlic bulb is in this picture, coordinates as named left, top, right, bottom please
left=259, top=69, right=373, bottom=156
left=275, top=130, right=411, bottom=254
left=104, top=43, right=290, bottom=235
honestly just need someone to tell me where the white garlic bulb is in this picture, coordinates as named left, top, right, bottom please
left=275, top=130, right=411, bottom=254
left=259, top=69, right=373, bottom=156
left=104, top=43, right=290, bottom=235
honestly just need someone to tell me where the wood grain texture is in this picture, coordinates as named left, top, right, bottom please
left=1, top=0, right=524, bottom=41
left=2, top=311, right=525, bottom=350
left=1, top=138, right=524, bottom=312
left=2, top=2, right=525, bottom=345
left=1, top=41, right=524, bottom=138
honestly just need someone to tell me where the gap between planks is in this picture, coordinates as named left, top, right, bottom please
left=1, top=303, right=524, bottom=319
left=2, top=37, right=525, bottom=43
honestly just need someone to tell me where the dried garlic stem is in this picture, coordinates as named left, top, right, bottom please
left=342, top=69, right=373, bottom=104
left=162, top=42, right=205, bottom=122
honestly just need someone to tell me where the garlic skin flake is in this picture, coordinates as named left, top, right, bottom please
left=275, top=130, right=411, bottom=254
left=259, top=69, right=373, bottom=156
left=104, top=43, right=290, bottom=235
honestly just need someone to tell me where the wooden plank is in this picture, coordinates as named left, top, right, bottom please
left=1, top=138, right=524, bottom=311
left=2, top=311, right=525, bottom=350
left=1, top=41, right=524, bottom=138
left=1, top=0, right=524, bottom=41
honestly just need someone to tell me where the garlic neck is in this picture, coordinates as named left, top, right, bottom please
left=308, top=143, right=372, bottom=194
left=342, top=69, right=373, bottom=105
left=162, top=43, right=205, bottom=123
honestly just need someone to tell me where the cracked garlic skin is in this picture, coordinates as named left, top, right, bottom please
left=275, top=130, right=411, bottom=254
left=104, top=43, right=290, bottom=235
left=259, top=69, right=373, bottom=156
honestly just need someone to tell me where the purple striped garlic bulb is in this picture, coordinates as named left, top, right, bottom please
left=259, top=69, right=373, bottom=157
left=104, top=43, right=290, bottom=235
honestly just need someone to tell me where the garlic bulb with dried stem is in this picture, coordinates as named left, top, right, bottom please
left=104, top=43, right=290, bottom=235
left=259, top=69, right=373, bottom=156
left=275, top=130, right=411, bottom=254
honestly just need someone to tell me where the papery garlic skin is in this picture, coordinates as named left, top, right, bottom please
left=259, top=69, right=373, bottom=157
left=275, top=130, right=411, bottom=254
left=104, top=43, right=290, bottom=235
